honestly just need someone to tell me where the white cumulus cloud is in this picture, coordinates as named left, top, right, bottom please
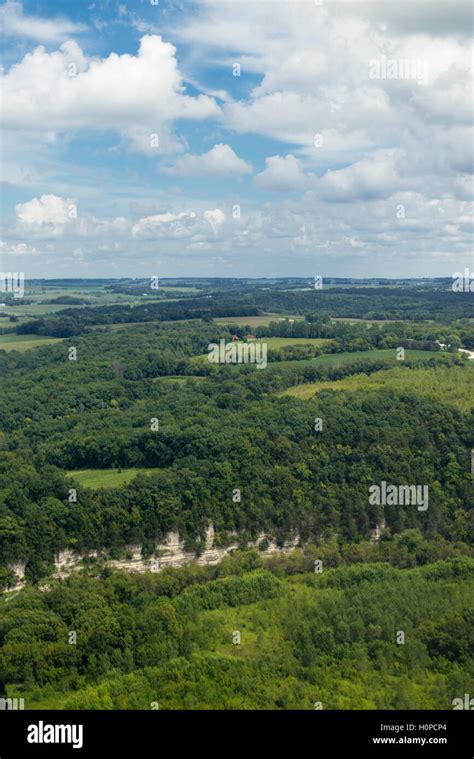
left=16, top=194, right=76, bottom=226
left=255, top=155, right=308, bottom=192
left=163, top=144, right=252, bottom=177
left=1, top=35, right=220, bottom=154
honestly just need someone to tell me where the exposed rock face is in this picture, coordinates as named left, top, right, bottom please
left=2, top=525, right=301, bottom=593
left=52, top=524, right=300, bottom=577
left=371, top=519, right=386, bottom=543
left=55, top=548, right=99, bottom=577
left=4, top=561, right=26, bottom=594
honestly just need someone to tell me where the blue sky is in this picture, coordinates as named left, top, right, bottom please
left=0, top=0, right=472, bottom=278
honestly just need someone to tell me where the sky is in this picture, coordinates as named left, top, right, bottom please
left=0, top=0, right=472, bottom=279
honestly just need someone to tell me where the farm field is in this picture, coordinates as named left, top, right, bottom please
left=267, top=347, right=452, bottom=371
left=279, top=365, right=474, bottom=411
left=260, top=337, right=330, bottom=348
left=214, top=314, right=304, bottom=328
left=190, top=346, right=455, bottom=372
left=0, top=286, right=183, bottom=319
left=189, top=346, right=453, bottom=375
left=90, top=313, right=302, bottom=331
left=66, top=467, right=162, bottom=489
left=317, top=347, right=446, bottom=364
left=0, top=303, right=83, bottom=316
left=0, top=334, right=63, bottom=352
left=330, top=317, right=432, bottom=325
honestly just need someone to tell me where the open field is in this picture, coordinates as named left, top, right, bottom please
left=0, top=285, right=191, bottom=319
left=261, top=337, right=330, bottom=348
left=0, top=303, right=84, bottom=316
left=190, top=337, right=332, bottom=364
left=90, top=313, right=306, bottom=331
left=214, top=314, right=304, bottom=328
left=279, top=364, right=474, bottom=411
left=0, top=334, right=62, bottom=352
left=331, top=317, right=421, bottom=325
left=190, top=346, right=451, bottom=373
left=268, top=347, right=451, bottom=371
left=66, top=467, right=162, bottom=489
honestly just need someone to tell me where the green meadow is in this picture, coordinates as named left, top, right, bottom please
left=213, top=314, right=304, bottom=328
left=67, top=468, right=162, bottom=489
left=268, top=347, right=452, bottom=371
left=0, top=334, right=62, bottom=352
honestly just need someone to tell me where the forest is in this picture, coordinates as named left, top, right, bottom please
left=0, top=280, right=472, bottom=710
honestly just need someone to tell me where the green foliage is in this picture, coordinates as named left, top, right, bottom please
left=0, top=282, right=472, bottom=710
left=2, top=556, right=471, bottom=710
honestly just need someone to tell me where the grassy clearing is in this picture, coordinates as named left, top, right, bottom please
left=214, top=314, right=304, bottom=328
left=192, top=347, right=451, bottom=371
left=191, top=336, right=331, bottom=364
left=92, top=314, right=305, bottom=331
left=0, top=304, right=80, bottom=316
left=330, top=317, right=422, bottom=325
left=268, top=348, right=448, bottom=371
left=0, top=334, right=62, bottom=352
left=66, top=468, right=162, bottom=489
left=314, top=348, right=445, bottom=365
left=279, top=365, right=474, bottom=411
left=263, top=337, right=331, bottom=349
left=19, top=688, right=71, bottom=710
